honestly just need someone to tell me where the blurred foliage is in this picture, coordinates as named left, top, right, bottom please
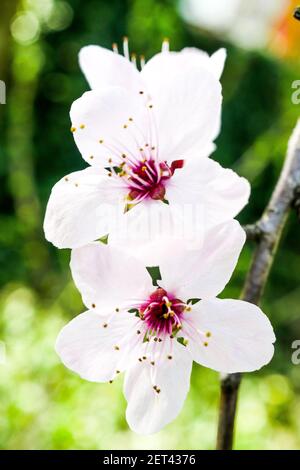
left=0, top=0, right=300, bottom=450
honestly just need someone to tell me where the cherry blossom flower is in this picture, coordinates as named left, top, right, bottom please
left=56, top=220, right=275, bottom=434
left=44, top=40, right=250, bottom=249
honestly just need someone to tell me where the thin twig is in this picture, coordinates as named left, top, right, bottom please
left=243, top=223, right=262, bottom=242
left=216, top=119, right=300, bottom=450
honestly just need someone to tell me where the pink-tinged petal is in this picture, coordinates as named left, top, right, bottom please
left=166, top=157, right=250, bottom=226
left=56, top=310, right=140, bottom=382
left=182, top=299, right=275, bottom=373
left=141, top=53, right=222, bottom=163
left=124, top=340, right=192, bottom=434
left=181, top=47, right=226, bottom=80
left=79, top=45, right=143, bottom=93
left=70, top=242, right=153, bottom=311
left=43, top=167, right=126, bottom=249
left=153, top=220, right=245, bottom=300
left=70, top=87, right=149, bottom=167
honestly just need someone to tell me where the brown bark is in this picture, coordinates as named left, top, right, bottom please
left=216, top=120, right=300, bottom=450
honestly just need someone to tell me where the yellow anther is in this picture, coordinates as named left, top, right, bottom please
left=99, top=139, right=104, bottom=144
left=64, top=177, right=69, bottom=181
left=128, top=117, right=133, bottom=122
left=206, top=332, right=211, bottom=338
left=89, top=155, right=94, bottom=160
left=141, top=166, right=147, bottom=171
left=203, top=342, right=208, bottom=347
left=167, top=355, right=173, bottom=360
left=92, top=303, right=96, bottom=308
left=114, top=345, right=120, bottom=351
left=185, top=306, right=192, bottom=312
left=123, top=124, right=128, bottom=129
left=79, top=124, right=85, bottom=129
left=70, top=126, right=76, bottom=132
left=102, top=323, right=108, bottom=328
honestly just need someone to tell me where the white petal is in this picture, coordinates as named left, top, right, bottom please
left=181, top=47, right=226, bottom=80
left=210, top=48, right=227, bottom=80
left=166, top=157, right=250, bottom=227
left=155, top=220, right=246, bottom=300
left=43, top=167, right=125, bottom=249
left=70, top=242, right=153, bottom=311
left=79, top=45, right=143, bottom=93
left=124, top=341, right=192, bottom=434
left=56, top=310, right=140, bottom=382
left=108, top=199, right=203, bottom=262
left=182, top=299, right=275, bottom=373
left=70, top=87, right=149, bottom=167
left=141, top=53, right=222, bottom=163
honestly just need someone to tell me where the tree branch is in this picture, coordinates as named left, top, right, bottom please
left=216, top=119, right=300, bottom=450
left=243, top=223, right=262, bottom=242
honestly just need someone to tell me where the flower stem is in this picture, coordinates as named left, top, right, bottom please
left=216, top=119, right=300, bottom=450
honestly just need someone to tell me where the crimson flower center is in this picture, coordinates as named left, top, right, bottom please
left=125, top=158, right=184, bottom=203
left=139, top=287, right=186, bottom=336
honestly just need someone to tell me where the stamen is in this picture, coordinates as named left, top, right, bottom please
left=131, top=53, right=137, bottom=67
left=112, top=42, right=118, bottom=53
left=123, top=36, right=129, bottom=60
left=140, top=55, right=145, bottom=68
left=162, top=37, right=170, bottom=52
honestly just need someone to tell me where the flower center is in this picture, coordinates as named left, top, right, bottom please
left=121, top=158, right=183, bottom=204
left=139, top=287, right=186, bottom=336
left=127, top=159, right=172, bottom=202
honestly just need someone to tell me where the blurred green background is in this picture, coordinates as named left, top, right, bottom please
left=0, top=0, right=300, bottom=450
